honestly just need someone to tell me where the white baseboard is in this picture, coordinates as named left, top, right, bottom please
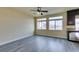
left=0, top=34, right=33, bottom=46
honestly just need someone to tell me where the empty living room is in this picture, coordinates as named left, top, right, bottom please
left=0, top=7, right=79, bottom=52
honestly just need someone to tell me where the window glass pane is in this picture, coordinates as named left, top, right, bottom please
left=75, top=18, right=79, bottom=30
left=37, top=22, right=41, bottom=29
left=49, top=21, right=55, bottom=30
left=41, top=21, right=46, bottom=29
left=56, top=20, right=63, bottom=30
left=37, top=18, right=46, bottom=30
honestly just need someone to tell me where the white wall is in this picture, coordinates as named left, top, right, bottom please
left=0, top=8, right=34, bottom=45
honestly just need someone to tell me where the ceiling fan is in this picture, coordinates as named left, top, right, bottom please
left=31, top=7, right=48, bottom=15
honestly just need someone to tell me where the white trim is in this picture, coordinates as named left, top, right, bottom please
left=0, top=34, right=33, bottom=46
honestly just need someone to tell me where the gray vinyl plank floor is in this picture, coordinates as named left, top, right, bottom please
left=0, top=35, right=79, bottom=52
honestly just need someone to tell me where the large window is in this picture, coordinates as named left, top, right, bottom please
left=75, top=15, right=79, bottom=30
left=49, top=16, right=63, bottom=30
left=49, top=20, right=55, bottom=30
left=37, top=18, right=46, bottom=30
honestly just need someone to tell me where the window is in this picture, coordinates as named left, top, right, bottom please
left=49, top=21, right=55, bottom=30
left=75, top=15, right=79, bottom=30
left=49, top=16, right=63, bottom=30
left=56, top=20, right=63, bottom=30
left=37, top=18, right=46, bottom=30
left=75, top=18, right=79, bottom=30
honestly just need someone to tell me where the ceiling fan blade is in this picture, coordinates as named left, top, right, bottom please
left=31, top=7, right=48, bottom=16
left=41, top=10, right=48, bottom=12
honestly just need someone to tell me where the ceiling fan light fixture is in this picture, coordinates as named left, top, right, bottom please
left=37, top=12, right=40, bottom=15
left=41, top=12, right=43, bottom=15
left=31, top=7, right=48, bottom=16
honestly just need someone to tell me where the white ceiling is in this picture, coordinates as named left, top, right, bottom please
left=13, top=7, right=79, bottom=17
